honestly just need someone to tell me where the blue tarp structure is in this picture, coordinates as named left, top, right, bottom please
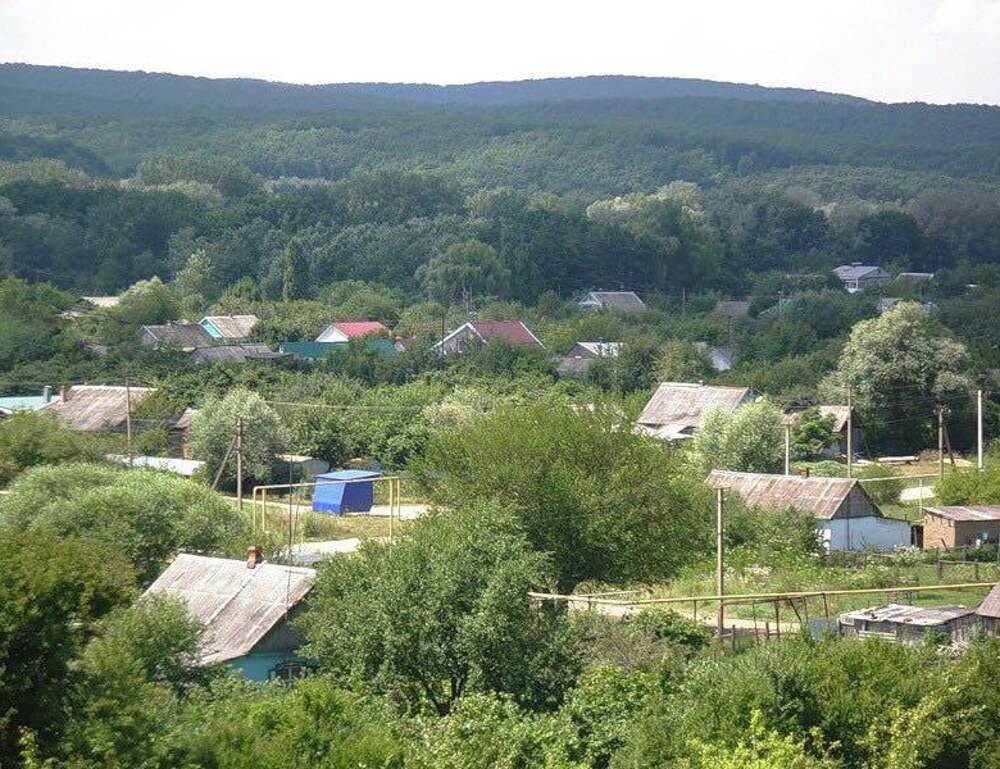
left=312, top=470, right=381, bottom=514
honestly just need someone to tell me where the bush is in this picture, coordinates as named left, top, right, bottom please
left=936, top=465, right=1000, bottom=505
left=0, top=411, right=100, bottom=485
left=855, top=463, right=904, bottom=506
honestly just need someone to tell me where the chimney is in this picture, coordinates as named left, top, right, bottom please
left=42, top=385, right=52, bottom=403
left=246, top=545, right=263, bottom=569
left=799, top=467, right=811, bottom=479
left=59, top=385, right=68, bottom=402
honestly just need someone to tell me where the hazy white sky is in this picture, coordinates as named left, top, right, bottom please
left=2, top=0, right=1000, bottom=104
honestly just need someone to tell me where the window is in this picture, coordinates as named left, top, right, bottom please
left=268, top=661, right=313, bottom=684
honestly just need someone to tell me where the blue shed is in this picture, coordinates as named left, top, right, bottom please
left=312, top=470, right=381, bottom=514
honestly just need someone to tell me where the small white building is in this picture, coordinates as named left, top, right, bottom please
left=707, top=470, right=911, bottom=551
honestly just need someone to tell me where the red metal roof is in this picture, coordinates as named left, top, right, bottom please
left=470, top=320, right=542, bottom=347
left=331, top=321, right=388, bottom=338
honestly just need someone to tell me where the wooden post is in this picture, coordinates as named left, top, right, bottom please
left=765, top=620, right=771, bottom=642
left=846, top=387, right=853, bottom=478
left=823, top=593, right=830, bottom=622
left=938, top=407, right=945, bottom=478
left=236, top=417, right=244, bottom=513
left=125, top=379, right=133, bottom=467
left=937, top=558, right=943, bottom=580
left=784, top=424, right=791, bottom=475
left=716, top=488, right=725, bottom=636
left=730, top=625, right=737, bottom=652
left=774, top=601, right=781, bottom=639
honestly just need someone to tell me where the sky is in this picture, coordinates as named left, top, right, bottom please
left=2, top=0, right=1000, bottom=105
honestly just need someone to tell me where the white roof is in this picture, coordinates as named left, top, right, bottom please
left=637, top=382, right=753, bottom=438
left=575, top=342, right=622, bottom=358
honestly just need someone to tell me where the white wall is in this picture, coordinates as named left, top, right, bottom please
left=818, top=516, right=911, bottom=551
left=315, top=326, right=349, bottom=343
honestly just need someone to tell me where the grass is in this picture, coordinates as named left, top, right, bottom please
left=230, top=498, right=405, bottom=541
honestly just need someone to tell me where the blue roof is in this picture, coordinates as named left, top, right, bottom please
left=0, top=395, right=59, bottom=412
left=317, top=470, right=382, bottom=481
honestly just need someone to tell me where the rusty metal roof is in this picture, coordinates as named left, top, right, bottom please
left=637, top=382, right=752, bottom=437
left=976, top=583, right=1000, bottom=619
left=38, top=384, right=155, bottom=432
left=144, top=553, right=316, bottom=664
left=923, top=505, right=1000, bottom=522
left=707, top=470, right=862, bottom=520
left=841, top=603, right=973, bottom=627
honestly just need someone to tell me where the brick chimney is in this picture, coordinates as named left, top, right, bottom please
left=246, top=545, right=263, bottom=569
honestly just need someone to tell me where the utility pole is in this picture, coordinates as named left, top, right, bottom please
left=125, top=378, right=133, bottom=467
left=236, top=417, right=244, bottom=513
left=716, top=487, right=725, bottom=637
left=846, top=387, right=853, bottom=478
left=978, top=389, right=984, bottom=472
left=938, top=407, right=945, bottom=479
left=784, top=424, right=791, bottom=475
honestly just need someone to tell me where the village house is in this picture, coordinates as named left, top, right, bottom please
left=636, top=382, right=753, bottom=441
left=137, top=321, right=214, bottom=350
left=38, top=384, right=156, bottom=432
left=707, top=470, right=912, bottom=550
left=555, top=341, right=621, bottom=377
left=432, top=320, right=544, bottom=355
left=922, top=505, right=1000, bottom=550
left=199, top=314, right=260, bottom=341
left=144, top=551, right=316, bottom=682
left=838, top=604, right=979, bottom=644
left=782, top=405, right=859, bottom=459
left=833, top=263, right=892, bottom=293
left=577, top=290, right=646, bottom=312
left=315, top=320, right=389, bottom=343
left=191, top=343, right=287, bottom=364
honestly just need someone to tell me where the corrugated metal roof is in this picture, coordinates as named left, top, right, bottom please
left=191, top=344, right=284, bottom=364
left=38, top=385, right=155, bottom=432
left=139, top=322, right=214, bottom=349
left=637, top=382, right=752, bottom=436
left=976, top=583, right=1000, bottom=619
left=783, top=405, right=852, bottom=433
left=200, top=315, right=260, bottom=339
left=841, top=603, right=973, bottom=626
left=834, top=264, right=888, bottom=281
left=923, top=505, right=1000, bottom=522
left=144, top=553, right=315, bottom=664
left=579, top=291, right=646, bottom=311
left=707, top=470, right=862, bottom=520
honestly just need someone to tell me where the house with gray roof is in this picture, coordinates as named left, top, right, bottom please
left=833, top=263, right=891, bottom=293
left=144, top=551, right=316, bottom=681
left=636, top=382, right=753, bottom=441
left=707, top=470, right=911, bottom=550
left=138, top=321, right=214, bottom=350
left=578, top=291, right=646, bottom=312
left=199, top=314, right=260, bottom=341
left=38, top=384, right=156, bottom=432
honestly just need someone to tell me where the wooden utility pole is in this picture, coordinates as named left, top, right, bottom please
left=938, top=407, right=945, bottom=478
left=978, top=389, right=984, bottom=472
left=716, top=487, right=725, bottom=637
left=846, top=387, right=853, bottom=478
left=784, top=424, right=791, bottom=475
left=125, top=379, right=133, bottom=467
left=236, top=417, right=244, bottom=512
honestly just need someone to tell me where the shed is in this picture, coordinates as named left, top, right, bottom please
left=144, top=552, right=316, bottom=681
left=312, top=470, right=382, bottom=514
left=636, top=382, right=753, bottom=441
left=922, top=505, right=1000, bottom=550
left=707, top=470, right=911, bottom=551
left=838, top=603, right=977, bottom=644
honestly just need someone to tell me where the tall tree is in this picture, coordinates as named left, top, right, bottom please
left=281, top=237, right=310, bottom=302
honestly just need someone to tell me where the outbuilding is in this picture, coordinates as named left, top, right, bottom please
left=922, top=505, right=1000, bottom=550
left=312, top=470, right=381, bottom=514
left=838, top=603, right=978, bottom=644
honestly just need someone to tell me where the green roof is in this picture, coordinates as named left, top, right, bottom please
left=279, top=340, right=398, bottom=360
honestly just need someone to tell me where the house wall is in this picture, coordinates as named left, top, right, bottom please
left=228, top=651, right=304, bottom=681
left=819, top=516, right=910, bottom=551
left=923, top=514, right=1000, bottom=549
left=439, top=326, right=478, bottom=354
left=316, top=327, right=349, bottom=343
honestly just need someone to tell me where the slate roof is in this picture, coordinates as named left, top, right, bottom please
left=922, top=505, right=1000, bottom=522
left=201, top=315, right=260, bottom=339
left=636, top=382, right=752, bottom=439
left=783, top=405, right=852, bottom=433
left=841, top=603, right=974, bottom=627
left=976, top=583, right=1000, bottom=619
left=834, top=264, right=888, bottom=281
left=579, top=291, right=646, bottom=311
left=706, top=470, right=866, bottom=520
left=38, top=385, right=156, bottom=432
left=191, top=344, right=285, bottom=364
left=139, top=322, right=214, bottom=349
left=144, top=553, right=316, bottom=664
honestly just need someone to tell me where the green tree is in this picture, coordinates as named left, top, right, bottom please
left=820, top=302, right=972, bottom=451
left=691, top=400, right=785, bottom=474
left=0, top=463, right=246, bottom=582
left=0, top=530, right=135, bottom=760
left=791, top=407, right=838, bottom=458
left=188, top=388, right=287, bottom=486
left=414, top=398, right=711, bottom=589
left=281, top=237, right=310, bottom=302
left=417, top=240, right=510, bottom=305
left=298, top=503, right=580, bottom=715
left=0, top=412, right=99, bottom=485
